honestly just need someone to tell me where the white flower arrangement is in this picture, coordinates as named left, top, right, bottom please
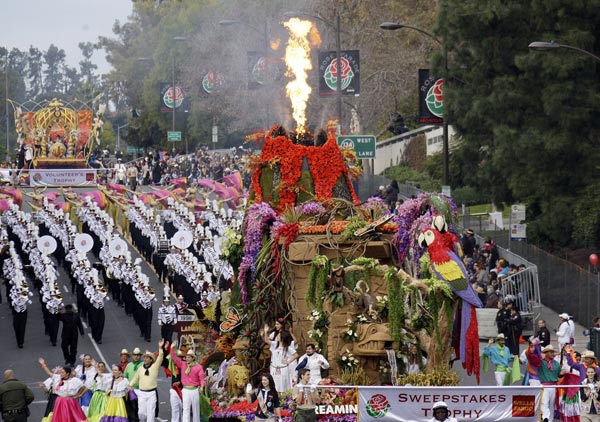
left=338, top=349, right=359, bottom=371
left=343, top=318, right=358, bottom=342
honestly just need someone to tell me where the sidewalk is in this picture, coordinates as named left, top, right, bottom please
left=461, top=303, right=589, bottom=386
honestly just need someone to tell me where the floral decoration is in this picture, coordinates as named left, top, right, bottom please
left=250, top=130, right=359, bottom=213
left=237, top=202, right=276, bottom=304
left=338, top=349, right=359, bottom=371
left=307, top=309, right=329, bottom=348
left=343, top=318, right=358, bottom=342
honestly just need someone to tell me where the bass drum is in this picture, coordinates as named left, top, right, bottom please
left=157, top=239, right=170, bottom=257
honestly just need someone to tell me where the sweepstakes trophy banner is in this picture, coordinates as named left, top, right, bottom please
left=359, top=386, right=541, bottom=422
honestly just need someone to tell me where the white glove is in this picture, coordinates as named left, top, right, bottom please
left=245, top=383, right=253, bottom=394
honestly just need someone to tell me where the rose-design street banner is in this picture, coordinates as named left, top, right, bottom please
left=418, top=69, right=444, bottom=124
left=160, top=83, right=190, bottom=113
left=247, top=52, right=282, bottom=90
left=199, top=71, right=225, bottom=97
left=318, top=50, right=360, bottom=97
left=359, top=386, right=541, bottom=422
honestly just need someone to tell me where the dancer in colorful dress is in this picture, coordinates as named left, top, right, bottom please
left=76, top=354, right=97, bottom=415
left=52, top=366, right=88, bottom=422
left=100, top=365, right=130, bottom=422
left=38, top=357, right=61, bottom=420
left=88, top=362, right=112, bottom=422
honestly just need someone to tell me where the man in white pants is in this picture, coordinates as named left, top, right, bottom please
left=534, top=344, right=562, bottom=422
left=169, top=340, right=206, bottom=422
left=129, top=339, right=165, bottom=422
left=483, top=333, right=512, bottom=386
left=169, top=350, right=184, bottom=422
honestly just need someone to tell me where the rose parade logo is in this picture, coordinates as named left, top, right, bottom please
left=324, top=57, right=354, bottom=91
left=163, top=85, right=184, bottom=109
left=425, top=78, right=444, bottom=117
left=202, top=71, right=224, bottom=94
left=366, top=394, right=391, bottom=418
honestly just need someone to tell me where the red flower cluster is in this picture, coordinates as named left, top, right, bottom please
left=271, top=222, right=300, bottom=281
left=251, top=130, right=359, bottom=213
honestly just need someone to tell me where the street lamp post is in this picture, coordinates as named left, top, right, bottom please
left=284, top=11, right=343, bottom=134
left=380, top=22, right=450, bottom=188
left=172, top=35, right=187, bottom=155
left=528, top=41, right=600, bottom=63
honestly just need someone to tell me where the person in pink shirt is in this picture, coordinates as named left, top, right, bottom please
left=169, top=340, right=205, bottom=422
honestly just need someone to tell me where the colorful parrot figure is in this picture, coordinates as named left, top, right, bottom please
left=431, top=214, right=463, bottom=258
left=418, top=225, right=482, bottom=382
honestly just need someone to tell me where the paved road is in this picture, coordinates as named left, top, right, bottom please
left=0, top=187, right=173, bottom=421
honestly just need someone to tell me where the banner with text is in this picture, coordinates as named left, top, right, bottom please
left=359, top=386, right=541, bottom=422
left=418, top=69, right=444, bottom=124
left=29, top=169, right=97, bottom=186
left=318, top=50, right=360, bottom=97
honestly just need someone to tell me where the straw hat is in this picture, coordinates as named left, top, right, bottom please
left=496, top=333, right=506, bottom=340
left=583, top=350, right=596, bottom=359
left=143, top=350, right=156, bottom=361
left=132, top=347, right=142, bottom=355
left=120, top=349, right=130, bottom=356
left=186, top=350, right=196, bottom=358
left=542, top=344, right=555, bottom=353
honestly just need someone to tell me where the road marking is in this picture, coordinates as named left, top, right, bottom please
left=82, top=320, right=88, bottom=329
left=88, top=334, right=109, bottom=365
left=63, top=285, right=68, bottom=293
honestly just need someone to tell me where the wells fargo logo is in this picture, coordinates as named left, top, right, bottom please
left=512, top=395, right=535, bottom=417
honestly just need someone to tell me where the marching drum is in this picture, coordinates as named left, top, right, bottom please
left=157, top=239, right=170, bottom=257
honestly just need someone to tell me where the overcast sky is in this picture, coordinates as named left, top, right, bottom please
left=1, top=0, right=133, bottom=73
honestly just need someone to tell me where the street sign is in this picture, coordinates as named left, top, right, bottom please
left=511, top=204, right=526, bottom=223
left=168, top=131, right=182, bottom=141
left=212, top=126, right=218, bottom=143
left=336, top=135, right=376, bottom=159
left=127, top=147, right=144, bottom=153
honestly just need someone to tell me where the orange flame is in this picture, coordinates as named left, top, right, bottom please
left=284, top=18, right=313, bottom=133
left=270, top=38, right=281, bottom=51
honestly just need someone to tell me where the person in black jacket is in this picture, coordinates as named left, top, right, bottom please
left=58, top=304, right=84, bottom=366
left=535, top=319, right=551, bottom=347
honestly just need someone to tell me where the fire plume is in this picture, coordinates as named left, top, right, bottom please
left=284, top=18, right=313, bottom=133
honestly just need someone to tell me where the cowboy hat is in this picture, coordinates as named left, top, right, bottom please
left=542, top=344, right=555, bottom=353
left=143, top=350, right=156, bottom=361
left=583, top=351, right=596, bottom=359
left=132, top=347, right=142, bottom=355
left=496, top=333, right=506, bottom=340
left=120, top=349, right=130, bottom=356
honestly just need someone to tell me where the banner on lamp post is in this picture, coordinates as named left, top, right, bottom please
left=318, top=50, right=360, bottom=97
left=160, top=83, right=189, bottom=113
left=418, top=69, right=444, bottom=124
left=247, top=52, right=282, bottom=90
left=199, top=71, right=225, bottom=97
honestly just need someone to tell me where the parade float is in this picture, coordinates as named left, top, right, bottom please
left=8, top=97, right=105, bottom=186
left=197, top=18, right=481, bottom=420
